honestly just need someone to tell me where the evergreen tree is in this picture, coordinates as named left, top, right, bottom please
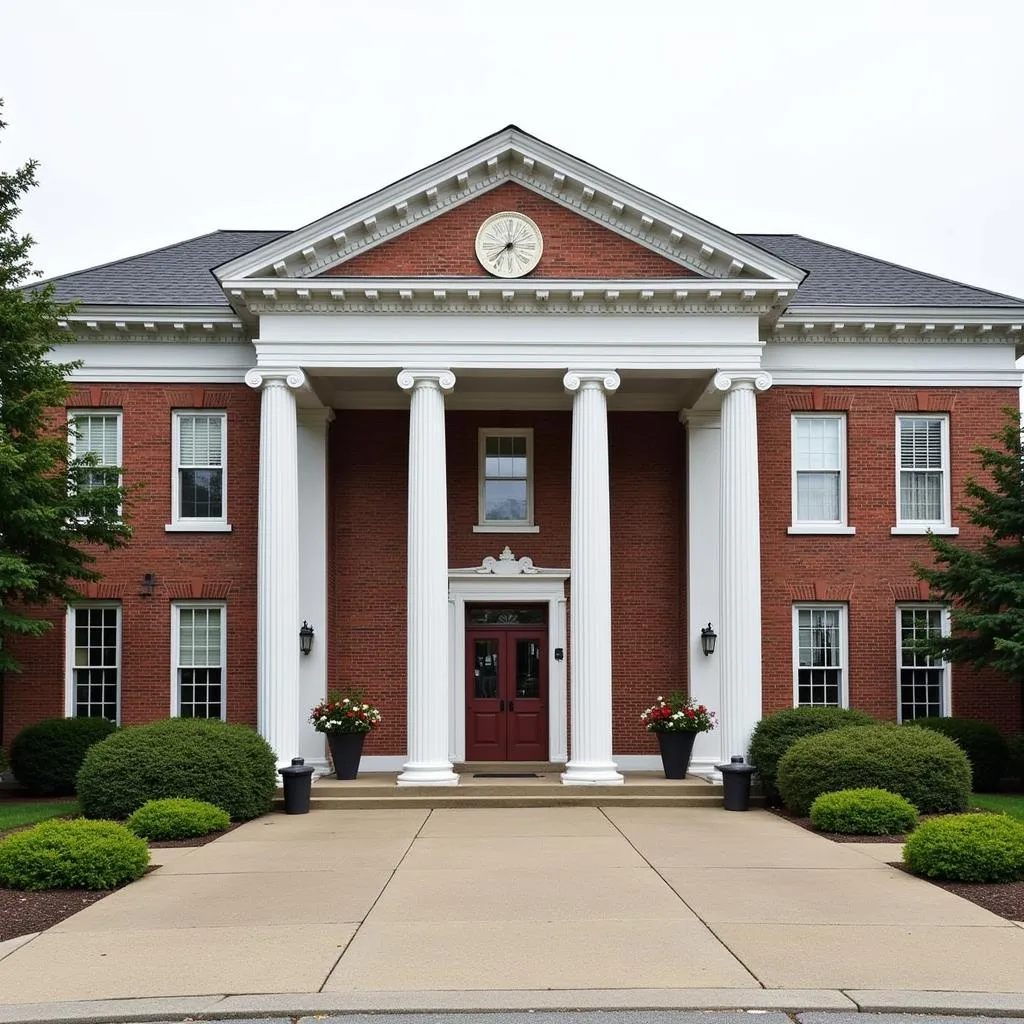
left=0, top=100, right=131, bottom=676
left=914, top=409, right=1024, bottom=683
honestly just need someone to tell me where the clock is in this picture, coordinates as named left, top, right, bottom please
left=474, top=211, right=543, bottom=278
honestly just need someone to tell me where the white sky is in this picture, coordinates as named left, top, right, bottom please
left=3, top=0, right=1023, bottom=299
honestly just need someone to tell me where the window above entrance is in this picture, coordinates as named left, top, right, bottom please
left=467, top=606, right=547, bottom=625
left=475, top=428, right=538, bottom=533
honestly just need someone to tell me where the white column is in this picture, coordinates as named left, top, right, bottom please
left=714, top=370, right=772, bottom=763
left=397, top=369, right=459, bottom=786
left=561, top=370, right=623, bottom=785
left=297, top=407, right=333, bottom=771
left=245, top=367, right=305, bottom=769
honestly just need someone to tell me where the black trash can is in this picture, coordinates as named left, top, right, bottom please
left=278, top=757, right=315, bottom=814
left=717, top=755, right=756, bottom=811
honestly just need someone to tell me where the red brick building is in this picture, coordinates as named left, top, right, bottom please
left=8, top=127, right=1023, bottom=781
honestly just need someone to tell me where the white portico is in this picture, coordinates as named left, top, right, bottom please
left=222, top=127, right=806, bottom=780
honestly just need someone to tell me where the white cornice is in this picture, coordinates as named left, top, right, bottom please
left=777, top=306, right=1024, bottom=341
left=213, top=128, right=806, bottom=286
left=224, top=277, right=791, bottom=319
left=59, top=305, right=246, bottom=342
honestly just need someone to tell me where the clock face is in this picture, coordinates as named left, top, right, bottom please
left=475, top=212, right=544, bottom=278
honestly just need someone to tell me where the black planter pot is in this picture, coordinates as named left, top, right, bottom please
left=327, top=731, right=366, bottom=780
left=656, top=730, right=697, bottom=779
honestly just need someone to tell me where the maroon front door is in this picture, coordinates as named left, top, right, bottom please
left=465, top=627, right=547, bottom=761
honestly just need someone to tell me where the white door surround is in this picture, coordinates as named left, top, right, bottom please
left=449, top=550, right=569, bottom=766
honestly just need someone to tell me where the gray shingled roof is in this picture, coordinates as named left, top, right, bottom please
left=43, top=230, right=287, bottom=306
left=38, top=227, right=1024, bottom=310
left=744, top=234, right=1024, bottom=308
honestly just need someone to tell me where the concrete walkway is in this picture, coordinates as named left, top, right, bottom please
left=1, top=806, right=1023, bottom=1019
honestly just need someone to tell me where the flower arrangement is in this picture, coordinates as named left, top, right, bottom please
left=640, top=692, right=716, bottom=733
left=309, top=691, right=382, bottom=735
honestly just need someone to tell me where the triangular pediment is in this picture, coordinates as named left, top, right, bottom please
left=214, top=126, right=805, bottom=287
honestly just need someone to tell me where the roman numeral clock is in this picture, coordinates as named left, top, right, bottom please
left=474, top=211, right=544, bottom=277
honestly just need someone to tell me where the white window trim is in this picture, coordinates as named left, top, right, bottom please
left=170, top=601, right=228, bottom=720
left=792, top=603, right=849, bottom=709
left=892, top=413, right=957, bottom=535
left=65, top=602, right=122, bottom=724
left=896, top=604, right=952, bottom=722
left=166, top=410, right=232, bottom=532
left=788, top=412, right=853, bottom=534
left=67, top=409, right=123, bottom=514
left=475, top=427, right=537, bottom=531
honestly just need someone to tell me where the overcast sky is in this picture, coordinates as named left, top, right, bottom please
left=4, top=0, right=1022, bottom=299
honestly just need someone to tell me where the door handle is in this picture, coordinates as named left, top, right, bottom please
left=499, top=699, right=504, bottom=711
left=509, top=701, right=515, bottom=712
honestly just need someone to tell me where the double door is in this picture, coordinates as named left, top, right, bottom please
left=465, top=628, right=547, bottom=761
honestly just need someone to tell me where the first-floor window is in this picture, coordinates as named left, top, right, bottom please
left=898, top=605, right=949, bottom=720
left=794, top=605, right=847, bottom=707
left=173, top=604, right=225, bottom=719
left=69, top=604, right=120, bottom=721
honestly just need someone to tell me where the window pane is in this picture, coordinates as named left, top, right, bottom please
left=179, top=415, right=223, bottom=467
left=73, top=607, right=119, bottom=721
left=181, top=468, right=223, bottom=518
left=484, top=479, right=527, bottom=521
left=900, top=470, right=943, bottom=521
left=796, top=471, right=840, bottom=521
left=898, top=607, right=946, bottom=719
left=795, top=417, right=841, bottom=471
left=900, top=418, right=942, bottom=469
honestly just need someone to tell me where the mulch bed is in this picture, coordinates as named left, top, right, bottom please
left=769, top=806, right=1024, bottom=923
left=0, top=823, right=244, bottom=942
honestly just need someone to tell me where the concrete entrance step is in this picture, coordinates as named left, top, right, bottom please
left=273, top=771, right=761, bottom=810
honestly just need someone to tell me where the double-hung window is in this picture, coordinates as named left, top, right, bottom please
left=168, top=411, right=229, bottom=531
left=790, top=414, right=852, bottom=533
left=172, top=603, right=226, bottom=719
left=68, top=411, right=122, bottom=493
left=793, top=605, right=848, bottom=708
left=475, top=428, right=537, bottom=532
left=66, top=604, right=121, bottom=721
left=894, top=414, right=956, bottom=534
left=897, top=605, right=950, bottom=721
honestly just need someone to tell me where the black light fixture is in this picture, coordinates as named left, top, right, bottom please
left=140, top=573, right=157, bottom=598
left=700, top=622, right=717, bottom=657
left=299, top=620, right=315, bottom=656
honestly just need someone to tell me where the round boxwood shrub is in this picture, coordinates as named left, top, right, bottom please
left=903, top=813, right=1024, bottom=883
left=748, top=706, right=875, bottom=805
left=9, top=716, right=116, bottom=796
left=0, top=818, right=149, bottom=890
left=777, top=723, right=971, bottom=816
left=77, top=718, right=276, bottom=821
left=809, top=787, right=919, bottom=835
left=910, top=717, right=1009, bottom=792
left=126, top=798, right=230, bottom=840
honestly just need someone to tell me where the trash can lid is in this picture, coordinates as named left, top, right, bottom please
left=279, top=756, right=315, bottom=776
left=716, top=755, right=756, bottom=774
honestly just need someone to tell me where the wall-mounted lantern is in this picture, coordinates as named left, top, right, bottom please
left=299, top=621, right=315, bottom=656
left=700, top=622, right=717, bottom=657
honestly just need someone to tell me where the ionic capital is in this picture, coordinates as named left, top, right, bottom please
left=563, top=369, right=621, bottom=394
left=397, top=369, right=456, bottom=393
left=245, top=367, right=307, bottom=391
left=712, top=370, right=772, bottom=395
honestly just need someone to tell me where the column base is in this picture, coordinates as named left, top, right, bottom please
left=397, top=762, right=460, bottom=787
left=561, top=761, right=624, bottom=786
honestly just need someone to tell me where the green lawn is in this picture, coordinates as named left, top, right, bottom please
left=969, top=793, right=1024, bottom=821
left=0, top=800, right=81, bottom=834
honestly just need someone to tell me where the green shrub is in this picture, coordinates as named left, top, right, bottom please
left=0, top=818, right=149, bottom=890
left=777, top=723, right=971, bottom=816
left=126, top=798, right=230, bottom=840
left=9, top=717, right=116, bottom=796
left=903, top=813, right=1024, bottom=882
left=911, top=717, right=1009, bottom=792
left=77, top=718, right=276, bottom=821
left=809, top=787, right=919, bottom=835
left=748, top=706, right=875, bottom=805
left=1008, top=734, right=1024, bottom=786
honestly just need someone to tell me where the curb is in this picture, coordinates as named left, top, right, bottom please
left=2, top=989, right=1024, bottom=1023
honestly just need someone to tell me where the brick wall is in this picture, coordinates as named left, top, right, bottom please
left=330, top=409, right=685, bottom=756
left=3, top=383, right=260, bottom=744
left=759, top=385, right=1022, bottom=735
left=328, top=182, right=691, bottom=279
